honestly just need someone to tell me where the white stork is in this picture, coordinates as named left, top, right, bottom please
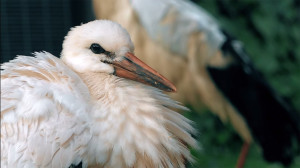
left=93, top=0, right=300, bottom=167
left=1, top=20, right=198, bottom=168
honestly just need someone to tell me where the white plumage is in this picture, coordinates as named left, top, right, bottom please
left=92, top=1, right=300, bottom=167
left=93, top=0, right=252, bottom=144
left=1, top=20, right=197, bottom=168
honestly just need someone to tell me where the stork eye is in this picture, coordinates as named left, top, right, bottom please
left=90, top=43, right=106, bottom=54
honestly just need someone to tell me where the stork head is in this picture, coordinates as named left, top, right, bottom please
left=61, top=20, right=176, bottom=92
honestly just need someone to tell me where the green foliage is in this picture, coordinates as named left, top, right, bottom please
left=185, top=107, right=300, bottom=168
left=193, top=0, right=300, bottom=110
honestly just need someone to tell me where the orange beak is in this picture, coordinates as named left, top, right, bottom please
left=111, top=52, right=176, bottom=92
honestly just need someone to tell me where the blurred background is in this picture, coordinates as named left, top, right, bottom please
left=1, top=0, right=299, bottom=167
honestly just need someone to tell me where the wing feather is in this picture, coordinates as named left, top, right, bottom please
left=1, top=52, right=92, bottom=168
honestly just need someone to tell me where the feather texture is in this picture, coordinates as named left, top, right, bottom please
left=1, top=52, right=197, bottom=167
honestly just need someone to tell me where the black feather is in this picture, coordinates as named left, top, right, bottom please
left=69, top=162, right=82, bottom=168
left=207, top=30, right=300, bottom=166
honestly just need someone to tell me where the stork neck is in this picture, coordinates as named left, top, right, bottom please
left=77, top=72, right=119, bottom=101
left=74, top=72, right=194, bottom=167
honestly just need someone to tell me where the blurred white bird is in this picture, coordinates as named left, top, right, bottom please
left=1, top=20, right=197, bottom=168
left=93, top=0, right=300, bottom=167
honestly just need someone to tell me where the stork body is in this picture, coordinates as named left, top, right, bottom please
left=1, top=20, right=197, bottom=168
left=93, top=0, right=300, bottom=166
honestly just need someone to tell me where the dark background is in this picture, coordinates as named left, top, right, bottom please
left=1, top=0, right=95, bottom=62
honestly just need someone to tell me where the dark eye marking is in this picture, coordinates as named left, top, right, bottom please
left=90, top=43, right=106, bottom=54
left=89, top=43, right=116, bottom=59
